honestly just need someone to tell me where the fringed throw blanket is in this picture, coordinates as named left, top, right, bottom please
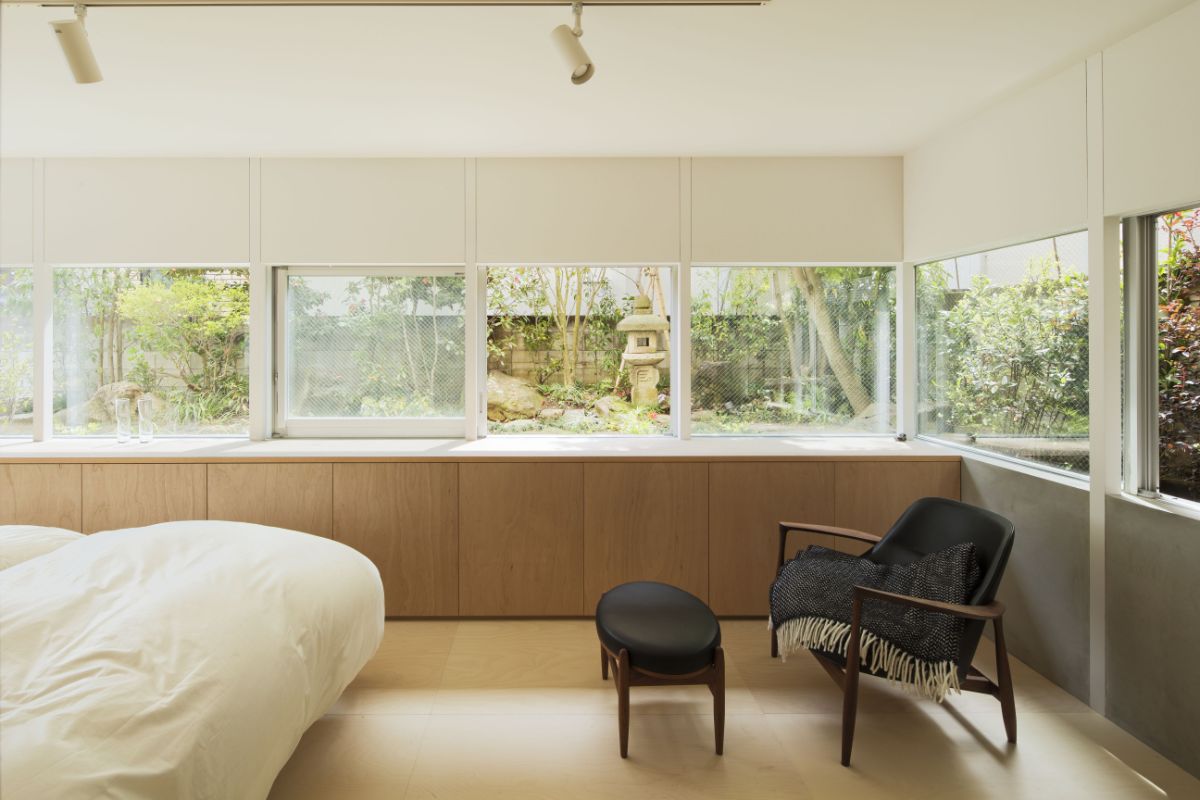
left=769, top=543, right=980, bottom=703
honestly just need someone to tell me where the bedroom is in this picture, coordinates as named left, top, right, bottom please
left=1, top=0, right=1198, bottom=798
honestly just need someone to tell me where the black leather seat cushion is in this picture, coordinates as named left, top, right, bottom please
left=595, top=581, right=721, bottom=676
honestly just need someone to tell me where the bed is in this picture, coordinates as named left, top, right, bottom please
left=0, top=520, right=384, bottom=800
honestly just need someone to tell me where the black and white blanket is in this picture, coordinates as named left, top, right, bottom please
left=769, top=543, right=981, bottom=702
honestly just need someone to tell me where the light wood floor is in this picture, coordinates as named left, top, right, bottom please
left=268, top=619, right=1199, bottom=799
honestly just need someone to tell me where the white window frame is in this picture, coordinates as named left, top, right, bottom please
left=478, top=262, right=681, bottom=439
left=1123, top=206, right=1200, bottom=510
left=273, top=264, right=469, bottom=438
left=688, top=261, right=902, bottom=438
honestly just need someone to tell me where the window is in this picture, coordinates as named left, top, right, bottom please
left=1126, top=206, right=1199, bottom=504
left=486, top=266, right=672, bottom=435
left=277, top=268, right=466, bottom=436
left=0, top=267, right=34, bottom=436
left=54, top=267, right=249, bottom=436
left=690, top=266, right=895, bottom=435
left=916, top=233, right=1089, bottom=474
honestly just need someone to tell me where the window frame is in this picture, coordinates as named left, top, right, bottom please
left=272, top=264, right=469, bottom=439
left=911, top=233, right=1092, bottom=480
left=0, top=263, right=35, bottom=438
left=1122, top=206, right=1200, bottom=509
left=687, top=261, right=901, bottom=438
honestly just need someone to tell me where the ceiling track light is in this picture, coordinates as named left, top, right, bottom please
left=50, top=3, right=102, bottom=84
left=551, top=2, right=592, bottom=85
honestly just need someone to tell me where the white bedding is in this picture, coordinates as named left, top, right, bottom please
left=0, top=525, right=85, bottom=570
left=0, top=521, right=384, bottom=800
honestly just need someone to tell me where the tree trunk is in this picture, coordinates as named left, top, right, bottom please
left=791, top=269, right=872, bottom=415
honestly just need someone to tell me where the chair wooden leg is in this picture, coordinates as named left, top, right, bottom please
left=770, top=627, right=778, bottom=658
left=601, top=646, right=609, bottom=680
left=994, top=617, right=1017, bottom=744
left=712, top=647, right=725, bottom=755
left=841, top=595, right=863, bottom=767
left=617, top=648, right=631, bottom=758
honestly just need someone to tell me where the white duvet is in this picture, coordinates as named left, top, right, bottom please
left=0, top=521, right=384, bottom=800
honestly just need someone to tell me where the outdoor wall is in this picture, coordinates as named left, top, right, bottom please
left=903, top=63, right=1088, bottom=263
left=1106, top=496, right=1200, bottom=777
left=960, top=457, right=1091, bottom=702
left=1102, top=1, right=1200, bottom=217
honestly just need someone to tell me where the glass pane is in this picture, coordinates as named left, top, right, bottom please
left=917, top=232, right=1089, bottom=473
left=1156, top=207, right=1200, bottom=503
left=286, top=273, right=466, bottom=418
left=690, top=267, right=895, bottom=435
left=486, top=266, right=672, bottom=436
left=0, top=268, right=34, bottom=436
left=53, top=268, right=250, bottom=436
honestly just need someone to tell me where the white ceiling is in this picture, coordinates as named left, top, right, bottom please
left=0, top=0, right=1190, bottom=157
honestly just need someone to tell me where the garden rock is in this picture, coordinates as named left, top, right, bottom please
left=593, top=395, right=631, bottom=418
left=486, top=371, right=544, bottom=421
left=538, top=407, right=565, bottom=420
left=54, top=382, right=165, bottom=428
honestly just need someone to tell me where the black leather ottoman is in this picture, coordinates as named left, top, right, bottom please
left=595, top=581, right=724, bottom=758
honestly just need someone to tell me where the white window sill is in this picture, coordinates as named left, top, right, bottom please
left=1111, top=491, right=1200, bottom=523
left=0, top=436, right=959, bottom=462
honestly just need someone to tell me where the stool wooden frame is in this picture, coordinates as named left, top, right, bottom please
left=600, top=643, right=725, bottom=758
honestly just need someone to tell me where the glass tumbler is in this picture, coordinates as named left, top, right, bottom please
left=137, top=397, right=155, bottom=443
left=114, top=398, right=132, bottom=443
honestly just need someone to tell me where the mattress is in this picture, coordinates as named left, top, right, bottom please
left=0, top=520, right=384, bottom=800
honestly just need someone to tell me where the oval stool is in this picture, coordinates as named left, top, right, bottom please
left=595, top=581, right=724, bottom=758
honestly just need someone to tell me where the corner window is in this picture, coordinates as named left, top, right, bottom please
left=53, top=267, right=250, bottom=437
left=690, top=266, right=895, bottom=435
left=916, top=233, right=1090, bottom=474
left=485, top=266, right=673, bottom=436
left=0, top=267, right=34, bottom=436
left=276, top=268, right=466, bottom=437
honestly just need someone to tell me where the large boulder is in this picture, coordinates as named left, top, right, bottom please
left=486, top=371, right=544, bottom=422
left=55, top=382, right=164, bottom=430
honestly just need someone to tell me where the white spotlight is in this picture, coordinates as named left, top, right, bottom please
left=551, top=2, right=593, bottom=85
left=50, top=4, right=102, bottom=84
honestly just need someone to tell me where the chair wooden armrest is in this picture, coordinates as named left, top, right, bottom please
left=851, top=585, right=1005, bottom=621
left=777, top=522, right=881, bottom=567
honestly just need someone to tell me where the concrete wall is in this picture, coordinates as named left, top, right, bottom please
left=1106, top=496, right=1200, bottom=777
left=960, top=457, right=1091, bottom=702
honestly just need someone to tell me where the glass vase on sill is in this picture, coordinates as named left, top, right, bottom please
left=114, top=398, right=132, bottom=443
left=137, top=397, right=154, bottom=444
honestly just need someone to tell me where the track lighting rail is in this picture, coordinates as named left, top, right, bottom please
left=17, top=1, right=768, bottom=7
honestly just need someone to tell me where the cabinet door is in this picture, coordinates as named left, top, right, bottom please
left=334, top=463, right=459, bottom=617
left=583, top=462, right=708, bottom=611
left=459, top=463, right=584, bottom=616
left=834, top=460, right=961, bottom=546
left=207, top=463, right=333, bottom=537
left=0, top=464, right=82, bottom=529
left=708, top=462, right=837, bottom=616
left=82, top=464, right=205, bottom=533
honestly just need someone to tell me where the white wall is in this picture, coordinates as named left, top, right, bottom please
left=42, top=159, right=251, bottom=264
left=903, top=64, right=1088, bottom=263
left=1102, top=1, right=1200, bottom=217
left=261, top=159, right=466, bottom=264
left=475, top=158, right=681, bottom=264
left=0, top=159, right=34, bottom=264
left=692, top=157, right=903, bottom=263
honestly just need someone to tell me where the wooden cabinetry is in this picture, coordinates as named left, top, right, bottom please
left=333, top=463, right=459, bottom=616
left=82, top=464, right=206, bottom=533
left=0, top=464, right=82, bottom=529
left=459, top=462, right=584, bottom=616
left=207, top=463, right=333, bottom=536
left=583, top=462, right=708, bottom=611
left=834, top=460, right=961, bottom=541
left=708, top=462, right=837, bottom=616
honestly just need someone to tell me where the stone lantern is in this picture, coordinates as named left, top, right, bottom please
left=617, top=294, right=669, bottom=407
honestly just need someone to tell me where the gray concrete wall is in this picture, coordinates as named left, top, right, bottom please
left=960, top=456, right=1091, bottom=702
left=1106, top=496, right=1200, bottom=777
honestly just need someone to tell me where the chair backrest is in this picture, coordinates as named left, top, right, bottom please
left=865, top=497, right=1016, bottom=674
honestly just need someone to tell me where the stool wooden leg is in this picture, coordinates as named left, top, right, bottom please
left=601, top=646, right=609, bottom=680
left=617, top=649, right=631, bottom=758
left=712, top=647, right=725, bottom=755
